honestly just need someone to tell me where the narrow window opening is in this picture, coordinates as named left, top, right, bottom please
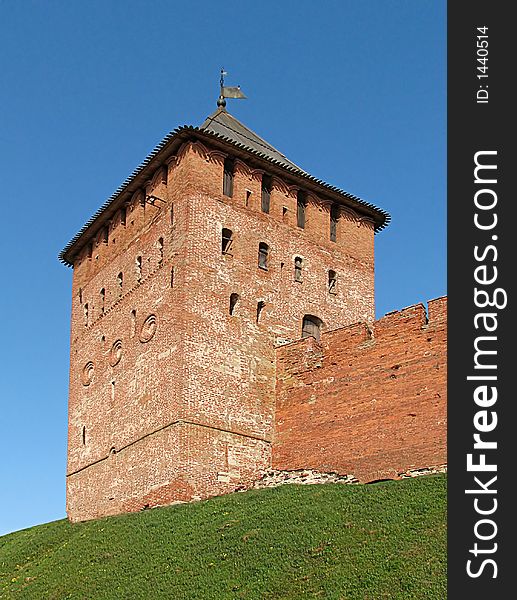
left=330, top=204, right=339, bottom=242
left=229, top=293, right=239, bottom=315
left=82, top=426, right=86, bottom=445
left=297, top=191, right=307, bottom=228
left=131, top=309, right=137, bottom=337
left=84, top=303, right=89, bottom=327
left=102, top=227, right=109, bottom=245
left=302, top=315, right=323, bottom=341
left=294, top=257, right=303, bottom=282
left=223, top=157, right=234, bottom=197
left=170, top=204, right=174, bottom=226
left=222, top=228, right=233, bottom=255
left=120, top=207, right=127, bottom=226
left=245, top=190, right=251, bottom=207
left=135, top=256, right=142, bottom=283
left=328, top=270, right=338, bottom=294
left=170, top=266, right=175, bottom=288
left=256, top=301, right=266, bottom=324
left=117, top=273, right=123, bottom=298
left=261, top=174, right=271, bottom=213
left=258, top=242, right=269, bottom=270
left=100, top=288, right=105, bottom=313
left=87, top=243, right=93, bottom=259
left=157, top=237, right=164, bottom=266
left=78, top=288, right=83, bottom=304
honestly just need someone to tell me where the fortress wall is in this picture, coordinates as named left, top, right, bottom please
left=273, top=296, right=447, bottom=482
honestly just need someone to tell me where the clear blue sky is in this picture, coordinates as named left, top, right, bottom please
left=0, top=0, right=445, bottom=536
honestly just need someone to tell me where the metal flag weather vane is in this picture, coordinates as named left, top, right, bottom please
left=217, top=68, right=247, bottom=108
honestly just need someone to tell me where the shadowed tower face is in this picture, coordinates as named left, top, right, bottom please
left=60, top=106, right=389, bottom=522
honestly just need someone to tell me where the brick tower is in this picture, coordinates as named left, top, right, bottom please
left=60, top=104, right=389, bottom=522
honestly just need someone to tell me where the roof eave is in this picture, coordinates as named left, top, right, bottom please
left=58, top=127, right=195, bottom=267
left=59, top=125, right=390, bottom=267
left=191, top=128, right=390, bottom=231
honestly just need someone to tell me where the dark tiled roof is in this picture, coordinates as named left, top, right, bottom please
left=200, top=108, right=306, bottom=174
left=59, top=109, right=390, bottom=266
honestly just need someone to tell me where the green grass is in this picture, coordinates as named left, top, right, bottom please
left=0, top=475, right=446, bottom=600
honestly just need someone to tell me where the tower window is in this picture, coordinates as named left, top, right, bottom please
left=84, top=303, right=89, bottom=327
left=131, top=309, right=137, bottom=337
left=82, top=426, right=86, bottom=445
left=229, top=293, right=239, bottom=315
left=258, top=242, right=269, bottom=270
left=256, top=301, right=266, bottom=323
left=261, top=174, right=271, bottom=213
left=222, top=228, right=233, bottom=255
left=328, top=270, right=337, bottom=294
left=297, top=191, right=307, bottom=228
left=135, top=256, right=142, bottom=283
left=170, top=266, right=175, bottom=288
left=302, top=315, right=323, bottom=342
left=170, top=204, right=174, bottom=226
left=330, top=204, right=339, bottom=242
left=294, top=257, right=303, bottom=282
left=100, top=288, right=105, bottom=313
left=120, top=207, right=126, bottom=226
left=223, top=157, right=234, bottom=197
left=102, top=227, right=109, bottom=244
left=157, top=237, right=164, bottom=266
left=302, top=315, right=323, bottom=341
left=117, top=273, right=123, bottom=298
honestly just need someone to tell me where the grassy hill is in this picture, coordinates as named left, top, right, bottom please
left=0, top=475, right=446, bottom=599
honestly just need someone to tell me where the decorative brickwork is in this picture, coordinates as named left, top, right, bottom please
left=62, top=109, right=445, bottom=522
left=65, top=129, right=380, bottom=522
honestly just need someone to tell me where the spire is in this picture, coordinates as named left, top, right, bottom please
left=217, top=68, right=247, bottom=109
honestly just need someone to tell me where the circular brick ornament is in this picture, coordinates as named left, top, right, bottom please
left=139, top=314, right=157, bottom=343
left=82, top=361, right=94, bottom=386
left=109, top=339, right=123, bottom=366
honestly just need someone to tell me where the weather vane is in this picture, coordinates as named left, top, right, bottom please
left=217, top=68, right=247, bottom=108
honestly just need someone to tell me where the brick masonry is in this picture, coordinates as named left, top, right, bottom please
left=273, top=297, right=447, bottom=482
left=63, top=122, right=446, bottom=522
left=65, top=136, right=380, bottom=522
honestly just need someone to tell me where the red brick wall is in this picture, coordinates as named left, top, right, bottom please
left=67, top=422, right=270, bottom=521
left=273, top=297, right=447, bottom=482
left=66, top=139, right=376, bottom=521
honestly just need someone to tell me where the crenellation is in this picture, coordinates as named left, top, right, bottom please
left=375, top=302, right=429, bottom=335
left=274, top=297, right=447, bottom=482
left=428, top=295, right=447, bottom=323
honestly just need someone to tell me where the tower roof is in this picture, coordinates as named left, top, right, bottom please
left=200, top=107, right=306, bottom=174
left=59, top=109, right=390, bottom=266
